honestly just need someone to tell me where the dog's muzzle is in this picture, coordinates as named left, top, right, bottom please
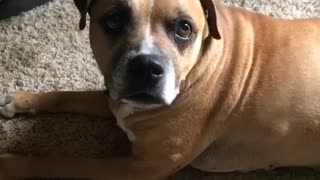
left=124, top=54, right=170, bottom=105
left=106, top=51, right=178, bottom=107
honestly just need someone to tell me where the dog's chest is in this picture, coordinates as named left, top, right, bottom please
left=111, top=104, right=136, bottom=141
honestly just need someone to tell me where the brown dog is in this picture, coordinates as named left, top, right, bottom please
left=1, top=0, right=320, bottom=179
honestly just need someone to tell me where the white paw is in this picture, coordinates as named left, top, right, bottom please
left=0, top=96, right=16, bottom=118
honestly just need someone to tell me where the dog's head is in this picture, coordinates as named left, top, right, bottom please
left=74, top=0, right=220, bottom=108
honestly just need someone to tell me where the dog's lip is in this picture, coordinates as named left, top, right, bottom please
left=121, top=91, right=167, bottom=107
left=125, top=92, right=162, bottom=103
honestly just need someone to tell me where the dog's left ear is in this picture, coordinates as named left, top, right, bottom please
left=74, top=0, right=92, bottom=30
left=200, top=0, right=221, bottom=39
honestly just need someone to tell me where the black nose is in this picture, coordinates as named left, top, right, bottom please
left=128, top=55, right=165, bottom=85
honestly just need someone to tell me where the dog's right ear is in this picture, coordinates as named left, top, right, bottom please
left=74, top=0, right=91, bottom=30
left=200, top=0, right=221, bottom=39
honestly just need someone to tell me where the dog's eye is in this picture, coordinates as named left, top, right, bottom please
left=176, top=20, right=192, bottom=39
left=101, top=5, right=131, bottom=34
left=103, top=13, right=126, bottom=32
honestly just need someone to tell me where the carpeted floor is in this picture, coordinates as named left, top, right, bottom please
left=0, top=0, right=319, bottom=179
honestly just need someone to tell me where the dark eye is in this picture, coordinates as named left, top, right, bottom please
left=101, top=5, right=131, bottom=34
left=104, top=13, right=125, bottom=31
left=176, top=20, right=192, bottom=39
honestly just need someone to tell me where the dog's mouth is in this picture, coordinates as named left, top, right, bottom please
left=104, top=82, right=167, bottom=108
left=125, top=92, right=163, bottom=104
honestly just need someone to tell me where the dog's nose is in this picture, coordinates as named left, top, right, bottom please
left=128, top=55, right=165, bottom=84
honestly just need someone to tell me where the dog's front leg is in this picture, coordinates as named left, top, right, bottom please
left=0, top=154, right=175, bottom=180
left=0, top=91, right=113, bottom=118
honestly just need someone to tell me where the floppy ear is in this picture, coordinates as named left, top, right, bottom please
left=74, top=0, right=91, bottom=30
left=200, top=0, right=221, bottom=39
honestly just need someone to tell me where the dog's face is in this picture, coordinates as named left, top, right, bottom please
left=75, top=0, right=220, bottom=108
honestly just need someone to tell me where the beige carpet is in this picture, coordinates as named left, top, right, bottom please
left=0, top=0, right=319, bottom=179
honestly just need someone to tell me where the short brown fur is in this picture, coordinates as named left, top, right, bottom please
left=1, top=0, right=320, bottom=179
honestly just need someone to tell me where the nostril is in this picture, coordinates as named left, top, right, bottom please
left=151, top=64, right=164, bottom=78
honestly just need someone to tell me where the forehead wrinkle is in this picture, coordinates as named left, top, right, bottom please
left=128, top=0, right=151, bottom=29
left=91, top=0, right=131, bottom=19
left=130, top=0, right=151, bottom=13
left=152, top=0, right=205, bottom=31
left=152, top=0, right=203, bottom=18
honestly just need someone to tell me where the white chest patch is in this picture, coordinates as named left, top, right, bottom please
left=112, top=104, right=136, bottom=141
left=149, top=0, right=154, bottom=9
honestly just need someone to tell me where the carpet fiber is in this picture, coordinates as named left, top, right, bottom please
left=0, top=0, right=319, bottom=179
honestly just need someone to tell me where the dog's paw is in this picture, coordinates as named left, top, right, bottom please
left=0, top=96, right=16, bottom=118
